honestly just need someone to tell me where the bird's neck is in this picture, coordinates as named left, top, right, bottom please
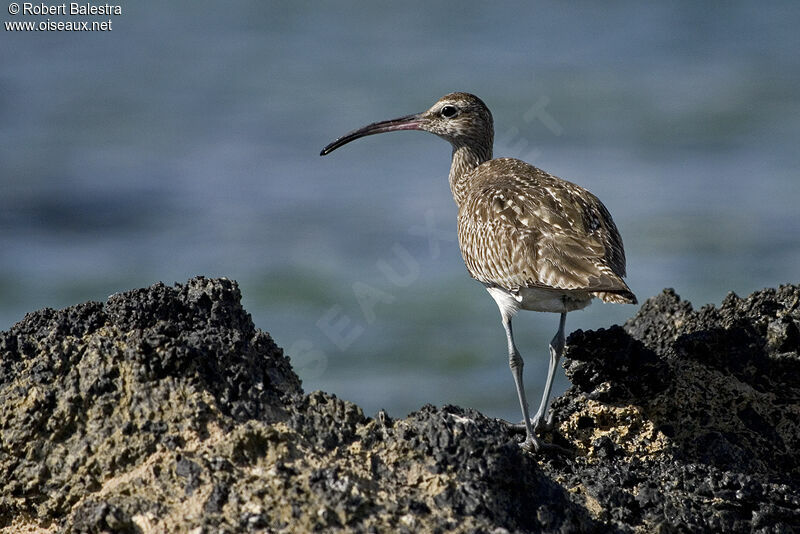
left=448, top=143, right=492, bottom=208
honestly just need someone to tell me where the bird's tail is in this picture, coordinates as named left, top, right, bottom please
left=595, top=290, right=638, bottom=305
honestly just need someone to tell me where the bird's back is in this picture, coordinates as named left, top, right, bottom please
left=457, top=158, right=636, bottom=304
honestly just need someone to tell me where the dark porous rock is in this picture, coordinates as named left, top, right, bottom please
left=0, top=277, right=300, bottom=530
left=1, top=279, right=799, bottom=533
left=547, top=284, right=800, bottom=532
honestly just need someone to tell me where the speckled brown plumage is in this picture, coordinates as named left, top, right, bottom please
left=457, top=157, right=635, bottom=304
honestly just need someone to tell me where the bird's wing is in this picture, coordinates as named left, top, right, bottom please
left=457, top=159, right=630, bottom=294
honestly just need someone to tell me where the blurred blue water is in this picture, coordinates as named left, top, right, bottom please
left=2, top=1, right=799, bottom=421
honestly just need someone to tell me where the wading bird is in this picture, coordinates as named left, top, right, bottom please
left=321, top=92, right=636, bottom=451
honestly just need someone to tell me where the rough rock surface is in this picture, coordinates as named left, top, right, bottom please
left=1, top=277, right=798, bottom=533
left=546, top=286, right=800, bottom=533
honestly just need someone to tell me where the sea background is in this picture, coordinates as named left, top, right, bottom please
left=2, top=1, right=798, bottom=422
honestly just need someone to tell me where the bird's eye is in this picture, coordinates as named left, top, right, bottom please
left=440, top=105, right=458, bottom=118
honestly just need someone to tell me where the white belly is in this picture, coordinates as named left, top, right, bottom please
left=486, top=285, right=593, bottom=317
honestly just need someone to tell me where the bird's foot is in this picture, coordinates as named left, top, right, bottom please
left=498, top=418, right=528, bottom=434
left=522, top=438, right=572, bottom=455
left=498, top=419, right=569, bottom=454
left=516, top=433, right=571, bottom=455
left=499, top=413, right=556, bottom=434
left=532, top=412, right=556, bottom=433
left=518, top=434, right=542, bottom=452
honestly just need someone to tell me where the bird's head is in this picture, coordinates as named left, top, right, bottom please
left=320, top=92, right=493, bottom=156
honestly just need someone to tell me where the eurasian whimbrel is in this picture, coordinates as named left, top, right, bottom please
left=321, top=92, right=637, bottom=451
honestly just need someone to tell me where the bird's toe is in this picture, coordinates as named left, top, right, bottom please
left=497, top=418, right=528, bottom=434
left=518, top=435, right=542, bottom=452
left=533, top=414, right=556, bottom=433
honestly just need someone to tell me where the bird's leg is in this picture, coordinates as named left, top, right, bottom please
left=502, top=315, right=541, bottom=452
left=532, top=312, right=567, bottom=432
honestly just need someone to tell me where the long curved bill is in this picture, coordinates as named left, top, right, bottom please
left=320, top=113, right=423, bottom=156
